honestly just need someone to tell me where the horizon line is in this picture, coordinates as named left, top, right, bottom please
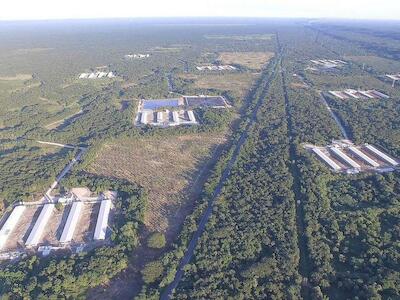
left=1, top=16, right=400, bottom=23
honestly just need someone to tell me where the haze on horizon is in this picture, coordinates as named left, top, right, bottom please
left=1, top=0, right=399, bottom=21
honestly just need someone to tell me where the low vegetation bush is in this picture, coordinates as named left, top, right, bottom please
left=147, top=232, right=166, bottom=249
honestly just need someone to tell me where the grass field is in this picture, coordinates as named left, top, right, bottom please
left=218, top=51, right=274, bottom=69
left=88, top=133, right=227, bottom=240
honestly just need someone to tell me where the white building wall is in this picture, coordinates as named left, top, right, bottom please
left=94, top=200, right=112, bottom=240
left=330, top=147, right=361, bottom=169
left=187, top=110, right=196, bottom=123
left=348, top=147, right=380, bottom=167
left=60, top=202, right=83, bottom=244
left=312, top=148, right=341, bottom=171
left=365, top=144, right=398, bottom=166
left=141, top=112, right=148, bottom=124
left=370, top=90, right=389, bottom=99
left=0, top=206, right=25, bottom=250
left=172, top=111, right=180, bottom=124
left=157, top=111, right=164, bottom=123
left=25, top=204, right=54, bottom=247
left=329, top=91, right=346, bottom=100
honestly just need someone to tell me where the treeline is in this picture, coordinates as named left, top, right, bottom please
left=0, top=174, right=146, bottom=298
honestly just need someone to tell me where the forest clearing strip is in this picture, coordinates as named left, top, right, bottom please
left=160, top=55, right=281, bottom=300
left=279, top=49, right=312, bottom=298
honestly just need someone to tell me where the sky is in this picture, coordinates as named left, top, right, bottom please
left=0, top=0, right=399, bottom=21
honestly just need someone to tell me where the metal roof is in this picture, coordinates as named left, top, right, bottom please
left=60, top=202, right=83, bottom=244
left=0, top=206, right=25, bottom=250
left=25, top=204, right=54, bottom=247
left=94, top=200, right=112, bottom=240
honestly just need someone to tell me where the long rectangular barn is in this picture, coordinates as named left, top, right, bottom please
left=60, top=201, right=83, bottom=244
left=94, top=200, right=112, bottom=240
left=25, top=204, right=54, bottom=247
left=0, top=206, right=25, bottom=250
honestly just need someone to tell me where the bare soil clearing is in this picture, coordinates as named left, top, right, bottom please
left=88, top=133, right=227, bottom=240
left=218, top=51, right=274, bottom=70
left=0, top=74, right=33, bottom=81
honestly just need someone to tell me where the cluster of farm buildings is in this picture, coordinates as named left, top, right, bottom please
left=305, top=140, right=399, bottom=174
left=135, top=95, right=229, bottom=127
left=125, top=53, right=150, bottom=59
left=385, top=74, right=400, bottom=81
left=0, top=191, right=115, bottom=259
left=309, top=59, right=347, bottom=69
left=327, top=89, right=389, bottom=100
left=196, top=65, right=237, bottom=71
left=79, top=71, right=116, bottom=79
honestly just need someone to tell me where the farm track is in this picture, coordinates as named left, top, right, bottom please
left=277, top=32, right=311, bottom=299
left=160, top=54, right=281, bottom=300
left=280, top=59, right=312, bottom=299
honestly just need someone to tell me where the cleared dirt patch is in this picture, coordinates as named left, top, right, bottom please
left=218, top=51, right=274, bottom=70
left=73, top=203, right=99, bottom=243
left=2, top=206, right=38, bottom=251
left=291, top=82, right=308, bottom=89
left=0, top=74, right=33, bottom=81
left=15, top=48, right=53, bottom=54
left=40, top=205, right=67, bottom=245
left=88, top=133, right=227, bottom=240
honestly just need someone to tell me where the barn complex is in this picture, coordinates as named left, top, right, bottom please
left=386, top=74, right=400, bottom=81
left=0, top=191, right=115, bottom=259
left=135, top=95, right=229, bottom=127
left=310, top=59, right=347, bottom=69
left=125, top=53, right=150, bottom=59
left=79, top=71, right=116, bottom=79
left=196, top=65, right=237, bottom=71
left=386, top=73, right=400, bottom=87
left=304, top=140, right=399, bottom=174
left=327, top=89, right=389, bottom=100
